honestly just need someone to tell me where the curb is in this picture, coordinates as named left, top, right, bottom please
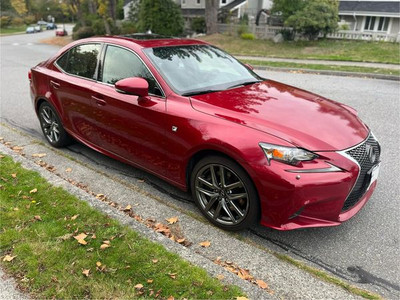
left=252, top=65, right=400, bottom=81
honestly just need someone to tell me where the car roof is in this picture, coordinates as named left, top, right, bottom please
left=80, top=34, right=209, bottom=49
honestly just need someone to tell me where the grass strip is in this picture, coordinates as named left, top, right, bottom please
left=0, top=25, right=27, bottom=35
left=241, top=59, right=400, bottom=76
left=200, top=34, right=400, bottom=64
left=0, top=154, right=244, bottom=299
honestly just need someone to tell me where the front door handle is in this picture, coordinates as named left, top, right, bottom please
left=50, top=80, right=60, bottom=89
left=91, top=95, right=106, bottom=106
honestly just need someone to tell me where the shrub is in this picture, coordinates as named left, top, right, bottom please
left=0, top=16, right=12, bottom=27
left=339, top=24, right=350, bottom=30
left=23, top=15, right=35, bottom=25
left=11, top=17, right=24, bottom=26
left=120, top=21, right=137, bottom=34
left=237, top=24, right=248, bottom=36
left=240, top=33, right=255, bottom=40
left=73, top=26, right=95, bottom=40
left=191, top=17, right=205, bottom=34
left=279, top=28, right=295, bottom=41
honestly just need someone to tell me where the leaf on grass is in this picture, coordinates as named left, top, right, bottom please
left=71, top=214, right=79, bottom=220
left=167, top=296, right=174, bottom=300
left=96, top=262, right=102, bottom=267
left=74, top=233, right=87, bottom=241
left=0, top=154, right=4, bottom=158
left=65, top=168, right=72, bottom=172
left=100, top=243, right=110, bottom=250
left=77, top=239, right=87, bottom=245
left=32, top=153, right=46, bottom=158
left=34, top=215, right=42, bottom=221
left=13, top=207, right=19, bottom=211
left=152, top=259, right=158, bottom=264
left=91, top=234, right=96, bottom=239
left=3, top=255, right=17, bottom=262
left=199, top=241, right=211, bottom=248
left=166, top=216, right=178, bottom=224
left=11, top=173, right=17, bottom=178
left=256, top=279, right=268, bottom=289
left=134, top=283, right=143, bottom=290
left=236, top=297, right=249, bottom=300
left=123, top=205, right=132, bottom=211
left=30, top=188, right=38, bottom=194
left=103, top=240, right=110, bottom=245
left=168, top=273, right=177, bottom=279
left=82, top=269, right=90, bottom=277
left=147, top=279, right=153, bottom=283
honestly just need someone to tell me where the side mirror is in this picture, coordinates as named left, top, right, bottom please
left=115, top=77, right=149, bottom=97
left=244, top=63, right=254, bottom=71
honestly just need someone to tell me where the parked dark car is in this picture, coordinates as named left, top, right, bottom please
left=26, top=26, right=35, bottom=34
left=34, top=25, right=42, bottom=32
left=47, top=23, right=57, bottom=30
left=29, top=35, right=381, bottom=231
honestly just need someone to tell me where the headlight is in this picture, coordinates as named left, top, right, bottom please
left=259, top=143, right=318, bottom=166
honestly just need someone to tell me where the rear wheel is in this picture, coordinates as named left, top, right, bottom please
left=191, top=156, right=259, bottom=231
left=38, top=102, right=73, bottom=148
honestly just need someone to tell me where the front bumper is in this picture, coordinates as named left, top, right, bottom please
left=251, top=134, right=380, bottom=230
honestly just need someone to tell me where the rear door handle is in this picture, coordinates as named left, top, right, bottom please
left=50, top=80, right=60, bottom=89
left=91, top=95, right=106, bottom=106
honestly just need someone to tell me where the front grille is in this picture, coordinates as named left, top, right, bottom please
left=342, top=134, right=381, bottom=211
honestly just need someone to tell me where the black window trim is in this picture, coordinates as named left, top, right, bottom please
left=54, top=42, right=104, bottom=82
left=97, top=43, right=166, bottom=99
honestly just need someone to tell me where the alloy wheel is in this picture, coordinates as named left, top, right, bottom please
left=40, top=106, right=60, bottom=143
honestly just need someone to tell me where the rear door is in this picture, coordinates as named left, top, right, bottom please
left=50, top=43, right=102, bottom=144
left=90, top=44, right=168, bottom=175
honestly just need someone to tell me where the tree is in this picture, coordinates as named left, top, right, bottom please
left=137, top=0, right=183, bottom=36
left=271, top=0, right=306, bottom=23
left=205, top=0, right=218, bottom=34
left=11, top=0, right=27, bottom=16
left=285, top=0, right=339, bottom=40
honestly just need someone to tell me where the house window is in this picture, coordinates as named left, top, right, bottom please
left=182, top=0, right=186, bottom=4
left=364, top=16, right=390, bottom=32
left=196, top=0, right=201, bottom=4
left=222, top=0, right=227, bottom=4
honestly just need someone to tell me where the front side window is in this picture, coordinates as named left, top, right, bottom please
left=56, top=44, right=101, bottom=79
left=102, top=45, right=161, bottom=96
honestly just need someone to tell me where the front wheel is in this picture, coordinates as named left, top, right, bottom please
left=38, top=102, right=73, bottom=148
left=191, top=156, right=259, bottom=231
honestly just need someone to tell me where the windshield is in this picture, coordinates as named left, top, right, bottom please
left=143, top=45, right=261, bottom=95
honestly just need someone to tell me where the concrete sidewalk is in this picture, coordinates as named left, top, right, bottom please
left=236, top=55, right=400, bottom=70
left=0, top=123, right=374, bottom=300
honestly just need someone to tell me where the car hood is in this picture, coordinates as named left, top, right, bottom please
left=190, top=80, right=369, bottom=151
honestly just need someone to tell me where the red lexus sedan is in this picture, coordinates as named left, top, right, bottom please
left=29, top=34, right=381, bottom=231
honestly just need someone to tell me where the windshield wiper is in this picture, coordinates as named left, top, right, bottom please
left=182, top=90, right=222, bottom=96
left=227, top=80, right=261, bottom=90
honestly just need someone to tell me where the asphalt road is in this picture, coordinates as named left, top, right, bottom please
left=1, top=30, right=399, bottom=298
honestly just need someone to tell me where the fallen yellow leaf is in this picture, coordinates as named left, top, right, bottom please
left=12, top=146, right=23, bottom=151
left=96, top=261, right=102, bottom=267
left=65, top=168, right=72, bottom=172
left=166, top=216, right=178, bottom=224
left=123, top=205, right=132, bottom=211
left=11, top=173, right=17, bottom=178
left=236, top=297, right=249, bottom=300
left=34, top=215, right=42, bottom=221
left=152, top=259, right=158, bottom=263
left=216, top=274, right=224, bottom=280
left=32, top=153, right=46, bottom=158
left=134, top=283, right=143, bottom=290
left=199, top=241, right=211, bottom=248
left=3, top=255, right=17, bottom=262
left=82, top=269, right=90, bottom=277
left=74, top=233, right=87, bottom=241
left=147, top=279, right=153, bottom=283
left=100, top=243, right=110, bottom=250
left=77, top=239, right=87, bottom=245
left=30, top=188, right=38, bottom=194
left=167, top=296, right=174, bottom=300
left=176, top=238, right=185, bottom=244
left=71, top=214, right=79, bottom=220
left=256, top=279, right=268, bottom=289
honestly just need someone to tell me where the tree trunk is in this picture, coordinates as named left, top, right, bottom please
left=205, top=0, right=218, bottom=35
left=103, top=16, right=111, bottom=35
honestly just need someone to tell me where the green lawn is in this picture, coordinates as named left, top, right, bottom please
left=241, top=59, right=400, bottom=76
left=0, top=25, right=27, bottom=35
left=200, top=34, right=400, bottom=64
left=0, top=154, right=244, bottom=299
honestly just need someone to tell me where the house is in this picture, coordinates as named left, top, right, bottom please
left=339, top=0, right=400, bottom=35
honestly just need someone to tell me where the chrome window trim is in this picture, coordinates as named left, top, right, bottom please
left=100, top=43, right=166, bottom=99
left=54, top=42, right=103, bottom=83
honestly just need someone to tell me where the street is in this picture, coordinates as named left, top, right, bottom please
left=1, top=29, right=399, bottom=298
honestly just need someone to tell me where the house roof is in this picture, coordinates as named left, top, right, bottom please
left=220, top=0, right=247, bottom=12
left=339, top=1, right=400, bottom=14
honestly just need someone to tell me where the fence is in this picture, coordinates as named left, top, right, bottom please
left=217, top=23, right=400, bottom=43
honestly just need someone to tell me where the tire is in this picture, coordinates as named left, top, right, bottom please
left=191, top=155, right=259, bottom=231
left=38, top=102, right=73, bottom=148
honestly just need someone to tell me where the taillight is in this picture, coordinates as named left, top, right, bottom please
left=28, top=70, right=32, bottom=81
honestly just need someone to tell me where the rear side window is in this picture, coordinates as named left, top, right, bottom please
left=56, top=44, right=101, bottom=80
